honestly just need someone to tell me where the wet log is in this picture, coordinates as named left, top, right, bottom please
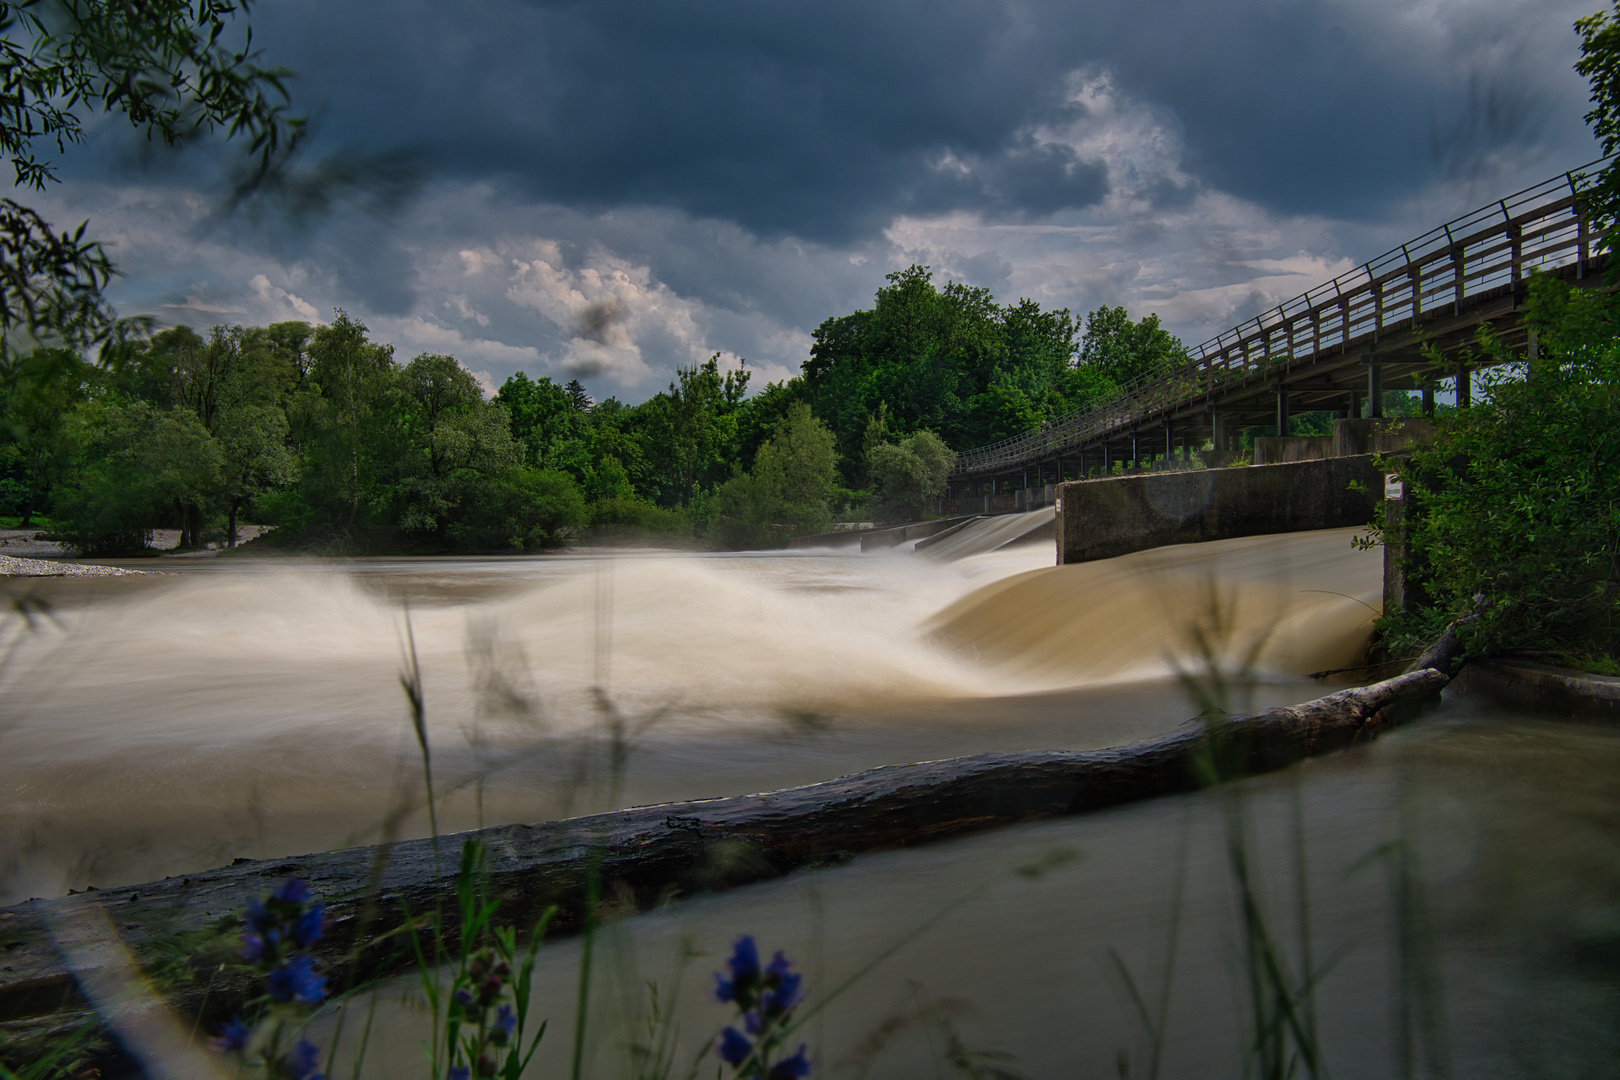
left=1405, top=610, right=1481, bottom=677
left=0, top=668, right=1448, bottom=1056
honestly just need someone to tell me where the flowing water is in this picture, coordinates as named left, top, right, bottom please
left=3, top=527, right=1615, bottom=1077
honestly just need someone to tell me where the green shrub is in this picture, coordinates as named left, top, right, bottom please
left=450, top=466, right=586, bottom=551
left=1373, top=276, right=1620, bottom=661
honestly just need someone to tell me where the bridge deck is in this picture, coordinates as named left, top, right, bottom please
left=951, top=160, right=1611, bottom=481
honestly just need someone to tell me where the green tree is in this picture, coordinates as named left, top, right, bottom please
left=868, top=429, right=954, bottom=523
left=640, top=354, right=750, bottom=505
left=714, top=402, right=839, bottom=547
left=299, top=310, right=398, bottom=532
left=56, top=400, right=224, bottom=554
left=1074, top=306, right=1189, bottom=387
left=1376, top=275, right=1620, bottom=661
left=0, top=0, right=302, bottom=359
left=451, top=466, right=586, bottom=552
left=0, top=346, right=90, bottom=523
left=803, top=265, right=1081, bottom=481
left=1577, top=3, right=1620, bottom=249
left=395, top=353, right=520, bottom=538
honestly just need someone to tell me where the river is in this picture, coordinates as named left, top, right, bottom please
left=2, top=527, right=1615, bottom=1077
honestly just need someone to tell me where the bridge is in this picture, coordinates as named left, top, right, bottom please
left=947, top=160, right=1611, bottom=497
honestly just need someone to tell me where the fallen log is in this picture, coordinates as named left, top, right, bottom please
left=0, top=668, right=1448, bottom=1056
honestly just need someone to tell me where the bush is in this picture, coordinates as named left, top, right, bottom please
left=450, top=466, right=586, bottom=551
left=1374, top=276, right=1620, bottom=661
left=868, top=429, right=954, bottom=523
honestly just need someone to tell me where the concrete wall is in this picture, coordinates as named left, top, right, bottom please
left=1252, top=436, right=1333, bottom=465
left=1332, top=417, right=1434, bottom=457
left=1055, top=455, right=1383, bottom=564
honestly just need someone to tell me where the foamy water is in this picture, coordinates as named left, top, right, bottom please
left=0, top=529, right=1381, bottom=901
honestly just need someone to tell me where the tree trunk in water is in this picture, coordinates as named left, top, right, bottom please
left=0, top=669, right=1448, bottom=1052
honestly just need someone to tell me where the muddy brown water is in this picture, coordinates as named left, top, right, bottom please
left=3, top=529, right=1614, bottom=1077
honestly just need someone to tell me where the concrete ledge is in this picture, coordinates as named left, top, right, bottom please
left=1452, top=658, right=1620, bottom=720
left=1332, top=417, right=1433, bottom=457
left=860, top=516, right=977, bottom=551
left=911, top=516, right=983, bottom=551
left=1055, top=455, right=1382, bottom=564
left=1253, top=435, right=1333, bottom=465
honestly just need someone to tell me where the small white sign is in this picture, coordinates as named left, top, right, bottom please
left=1384, top=473, right=1404, bottom=501
left=1055, top=497, right=1063, bottom=512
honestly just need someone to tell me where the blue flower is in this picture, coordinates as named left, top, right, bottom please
left=718, top=1026, right=753, bottom=1066
left=268, top=954, right=328, bottom=1004
left=271, top=879, right=312, bottom=906
left=209, top=1015, right=251, bottom=1053
left=294, top=902, right=325, bottom=947
left=767, top=1044, right=811, bottom=1080
left=285, top=1039, right=325, bottom=1080
left=493, top=1003, right=517, bottom=1040
left=716, top=934, right=761, bottom=1005
left=244, top=897, right=273, bottom=933
left=239, top=931, right=266, bottom=962
left=449, top=1068, right=471, bottom=1080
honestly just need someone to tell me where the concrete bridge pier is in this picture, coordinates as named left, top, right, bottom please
left=1456, top=362, right=1471, bottom=407
left=1275, top=382, right=1290, bottom=437
left=1366, top=357, right=1384, bottom=418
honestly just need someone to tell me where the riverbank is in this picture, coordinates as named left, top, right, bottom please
left=0, top=554, right=154, bottom=577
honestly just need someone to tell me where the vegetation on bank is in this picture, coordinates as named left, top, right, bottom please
left=0, top=280, right=1184, bottom=555
left=1362, top=6, right=1620, bottom=672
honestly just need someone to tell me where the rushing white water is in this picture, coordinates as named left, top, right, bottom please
left=0, top=529, right=1382, bottom=904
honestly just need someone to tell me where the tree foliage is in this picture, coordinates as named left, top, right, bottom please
left=0, top=0, right=303, bottom=358
left=802, top=266, right=1186, bottom=487
left=1375, top=276, right=1620, bottom=661
left=868, top=429, right=954, bottom=524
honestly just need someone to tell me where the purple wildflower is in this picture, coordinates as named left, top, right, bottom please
left=718, top=1026, right=753, bottom=1066
left=294, top=902, right=325, bottom=947
left=492, top=1002, right=517, bottom=1044
left=284, top=1039, right=325, bottom=1080
left=209, top=1015, right=251, bottom=1053
left=268, top=954, right=328, bottom=1004
left=715, top=934, right=762, bottom=1006
left=767, top=1044, right=811, bottom=1080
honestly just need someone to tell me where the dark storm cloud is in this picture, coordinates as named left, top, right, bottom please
left=232, top=0, right=1590, bottom=242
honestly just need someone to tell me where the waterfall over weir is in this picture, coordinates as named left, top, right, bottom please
left=3, top=529, right=1614, bottom=1077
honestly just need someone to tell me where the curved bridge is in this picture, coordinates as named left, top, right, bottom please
left=949, top=160, right=1610, bottom=493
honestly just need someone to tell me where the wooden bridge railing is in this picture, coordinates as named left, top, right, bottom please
left=950, top=159, right=1610, bottom=478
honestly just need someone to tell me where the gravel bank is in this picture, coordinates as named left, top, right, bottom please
left=0, top=554, right=155, bottom=577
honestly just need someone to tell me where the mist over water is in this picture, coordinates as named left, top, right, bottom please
left=0, top=528, right=1382, bottom=903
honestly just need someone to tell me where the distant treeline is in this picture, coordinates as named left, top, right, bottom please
left=0, top=266, right=1189, bottom=553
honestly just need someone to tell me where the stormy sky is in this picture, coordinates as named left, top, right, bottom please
left=33, top=0, right=1603, bottom=401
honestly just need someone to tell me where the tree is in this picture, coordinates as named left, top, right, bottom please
left=1075, top=306, right=1189, bottom=387
left=0, top=346, right=89, bottom=523
left=868, top=429, right=954, bottom=523
left=714, top=402, right=839, bottom=547
left=0, top=0, right=303, bottom=359
left=1374, top=275, right=1620, bottom=662
left=394, top=353, right=519, bottom=537
left=1577, top=3, right=1620, bottom=249
left=802, top=265, right=1081, bottom=482
left=300, top=311, right=397, bottom=531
